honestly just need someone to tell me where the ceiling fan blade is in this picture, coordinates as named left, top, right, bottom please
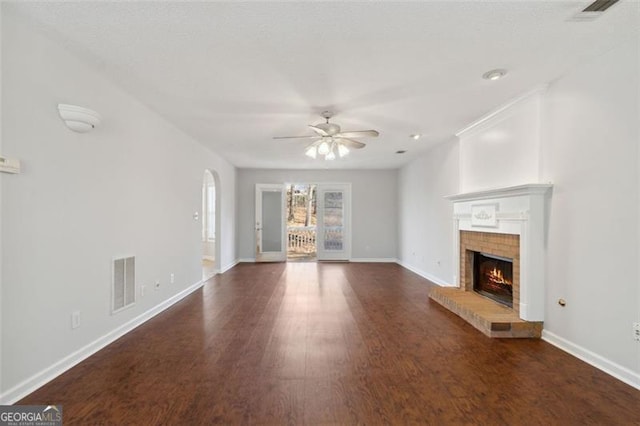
left=335, top=130, right=379, bottom=138
left=308, top=124, right=329, bottom=137
left=339, top=138, right=366, bottom=149
left=273, top=135, right=320, bottom=139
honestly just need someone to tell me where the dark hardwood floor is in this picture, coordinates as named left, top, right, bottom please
left=20, top=262, right=640, bottom=424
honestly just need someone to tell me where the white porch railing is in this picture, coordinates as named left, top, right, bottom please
left=287, top=226, right=316, bottom=254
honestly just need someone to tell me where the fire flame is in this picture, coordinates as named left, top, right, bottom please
left=487, top=267, right=512, bottom=286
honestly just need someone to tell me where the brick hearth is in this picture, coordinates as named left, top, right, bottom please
left=430, top=287, right=542, bottom=338
left=429, top=230, right=542, bottom=338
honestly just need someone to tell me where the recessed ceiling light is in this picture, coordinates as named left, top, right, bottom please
left=482, top=69, right=507, bottom=81
left=410, top=134, right=421, bottom=140
left=396, top=150, right=407, bottom=154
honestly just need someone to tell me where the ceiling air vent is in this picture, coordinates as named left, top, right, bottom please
left=582, top=0, right=619, bottom=12
left=567, top=0, right=619, bottom=21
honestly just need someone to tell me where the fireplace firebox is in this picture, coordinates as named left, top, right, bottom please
left=473, top=252, right=513, bottom=308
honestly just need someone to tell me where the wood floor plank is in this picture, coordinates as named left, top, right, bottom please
left=18, top=262, right=640, bottom=424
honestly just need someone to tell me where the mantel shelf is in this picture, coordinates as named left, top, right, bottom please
left=444, top=183, right=553, bottom=203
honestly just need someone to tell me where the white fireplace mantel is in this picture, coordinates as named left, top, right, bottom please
left=445, top=183, right=553, bottom=322
left=445, top=183, right=553, bottom=203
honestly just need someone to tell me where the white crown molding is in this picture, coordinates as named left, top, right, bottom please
left=455, top=84, right=549, bottom=139
left=445, top=183, right=553, bottom=202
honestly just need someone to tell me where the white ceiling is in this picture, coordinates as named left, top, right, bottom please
left=7, top=1, right=639, bottom=169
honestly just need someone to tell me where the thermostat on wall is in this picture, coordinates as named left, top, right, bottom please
left=0, top=156, right=21, bottom=174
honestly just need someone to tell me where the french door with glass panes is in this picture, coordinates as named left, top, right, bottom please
left=255, top=184, right=287, bottom=262
left=316, top=183, right=351, bottom=261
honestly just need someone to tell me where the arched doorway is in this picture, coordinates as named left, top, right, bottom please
left=202, top=169, right=220, bottom=280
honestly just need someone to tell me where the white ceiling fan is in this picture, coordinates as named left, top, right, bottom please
left=274, top=111, right=379, bottom=160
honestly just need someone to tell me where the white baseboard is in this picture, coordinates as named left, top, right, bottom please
left=0, top=279, right=205, bottom=405
left=240, top=258, right=398, bottom=264
left=395, top=260, right=455, bottom=287
left=220, top=259, right=240, bottom=273
left=350, top=258, right=398, bottom=263
left=542, top=330, right=640, bottom=391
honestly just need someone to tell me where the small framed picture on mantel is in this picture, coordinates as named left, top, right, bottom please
left=471, top=203, right=498, bottom=228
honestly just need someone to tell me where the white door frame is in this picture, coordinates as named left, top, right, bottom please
left=202, top=169, right=221, bottom=275
left=255, top=183, right=287, bottom=262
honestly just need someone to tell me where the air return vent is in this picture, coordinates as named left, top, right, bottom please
left=583, top=0, right=618, bottom=12
left=568, top=0, right=619, bottom=21
left=112, top=256, right=135, bottom=313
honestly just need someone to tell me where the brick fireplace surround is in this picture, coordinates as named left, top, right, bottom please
left=430, top=184, right=552, bottom=338
left=460, top=230, right=520, bottom=315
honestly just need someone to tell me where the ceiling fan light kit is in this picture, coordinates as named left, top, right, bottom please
left=304, top=137, right=350, bottom=160
left=318, top=140, right=331, bottom=155
left=274, top=111, right=378, bottom=161
left=305, top=145, right=317, bottom=159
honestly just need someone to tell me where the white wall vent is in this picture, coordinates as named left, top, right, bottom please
left=112, top=256, right=135, bottom=313
left=567, top=0, right=619, bottom=21
left=583, top=0, right=618, bottom=12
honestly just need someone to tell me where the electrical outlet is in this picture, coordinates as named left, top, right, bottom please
left=155, top=280, right=161, bottom=290
left=633, top=322, right=640, bottom=342
left=170, top=273, right=175, bottom=284
left=71, top=311, right=81, bottom=329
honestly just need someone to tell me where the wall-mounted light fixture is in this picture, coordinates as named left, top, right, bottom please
left=58, top=104, right=101, bottom=133
left=0, top=156, right=21, bottom=174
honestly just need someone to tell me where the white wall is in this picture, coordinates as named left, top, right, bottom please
left=397, top=141, right=459, bottom=285
left=0, top=8, right=236, bottom=400
left=458, top=90, right=543, bottom=192
left=237, top=169, right=397, bottom=261
left=541, top=39, right=639, bottom=382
